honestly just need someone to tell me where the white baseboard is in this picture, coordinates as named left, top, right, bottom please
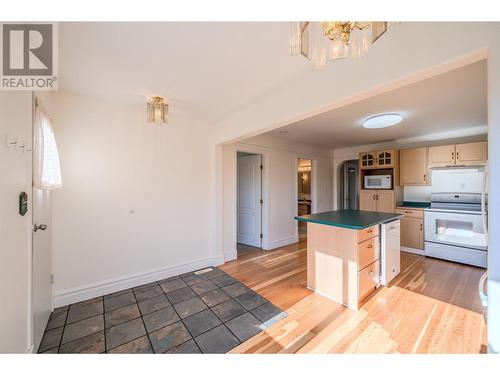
left=401, top=246, right=425, bottom=256
left=54, top=255, right=225, bottom=308
left=263, top=235, right=298, bottom=250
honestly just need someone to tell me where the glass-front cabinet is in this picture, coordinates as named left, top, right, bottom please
left=359, top=149, right=395, bottom=170
left=377, top=150, right=395, bottom=168
left=360, top=152, right=376, bottom=169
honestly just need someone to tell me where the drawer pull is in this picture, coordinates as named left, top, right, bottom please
left=367, top=229, right=373, bottom=234
left=367, top=244, right=373, bottom=249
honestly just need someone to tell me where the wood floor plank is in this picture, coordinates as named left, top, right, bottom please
left=222, top=241, right=486, bottom=353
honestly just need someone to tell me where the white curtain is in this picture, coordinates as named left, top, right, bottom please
left=33, top=101, right=62, bottom=190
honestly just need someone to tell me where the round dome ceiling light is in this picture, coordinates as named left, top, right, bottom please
left=363, top=113, right=403, bottom=129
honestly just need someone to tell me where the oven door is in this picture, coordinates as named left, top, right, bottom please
left=424, top=209, right=487, bottom=251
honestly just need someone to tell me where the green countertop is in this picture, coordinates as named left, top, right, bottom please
left=295, top=210, right=403, bottom=230
left=397, top=201, right=431, bottom=209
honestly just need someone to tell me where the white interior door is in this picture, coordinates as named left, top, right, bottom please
left=237, top=154, right=262, bottom=247
left=32, top=184, right=53, bottom=350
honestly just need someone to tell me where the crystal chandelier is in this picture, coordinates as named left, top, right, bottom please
left=147, top=96, right=169, bottom=124
left=290, top=22, right=389, bottom=68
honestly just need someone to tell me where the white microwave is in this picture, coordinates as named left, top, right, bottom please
left=364, top=175, right=392, bottom=189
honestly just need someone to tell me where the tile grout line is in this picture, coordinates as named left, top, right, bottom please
left=56, top=304, right=70, bottom=353
left=131, top=283, right=156, bottom=353
left=102, top=296, right=107, bottom=353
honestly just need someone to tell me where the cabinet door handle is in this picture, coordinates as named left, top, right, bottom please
left=452, top=152, right=455, bottom=159
left=423, top=174, right=426, bottom=182
left=420, top=223, right=423, bottom=231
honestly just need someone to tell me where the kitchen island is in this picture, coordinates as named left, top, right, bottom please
left=295, top=210, right=402, bottom=310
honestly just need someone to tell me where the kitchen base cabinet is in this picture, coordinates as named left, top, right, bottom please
left=307, top=222, right=383, bottom=310
left=395, top=208, right=424, bottom=250
left=360, top=190, right=395, bottom=213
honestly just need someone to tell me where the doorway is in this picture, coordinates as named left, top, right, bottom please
left=338, top=159, right=359, bottom=210
left=297, top=159, right=312, bottom=241
left=236, top=152, right=263, bottom=256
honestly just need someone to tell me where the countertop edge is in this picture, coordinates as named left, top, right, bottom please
left=295, top=214, right=403, bottom=230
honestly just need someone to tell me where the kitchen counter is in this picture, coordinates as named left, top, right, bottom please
left=295, top=210, right=401, bottom=310
left=396, top=201, right=430, bottom=209
left=295, top=210, right=402, bottom=230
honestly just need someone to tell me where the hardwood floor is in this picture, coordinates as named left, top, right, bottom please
left=220, top=240, right=487, bottom=353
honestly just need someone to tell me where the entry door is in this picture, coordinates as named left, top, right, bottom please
left=32, top=188, right=53, bottom=350
left=237, top=154, right=262, bottom=247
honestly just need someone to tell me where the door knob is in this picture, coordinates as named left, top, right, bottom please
left=34, top=224, right=47, bottom=232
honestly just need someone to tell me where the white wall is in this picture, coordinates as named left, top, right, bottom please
left=0, top=91, right=33, bottom=353
left=51, top=91, right=223, bottom=307
left=222, top=134, right=332, bottom=260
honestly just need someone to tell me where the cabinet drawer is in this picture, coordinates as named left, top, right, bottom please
left=358, top=225, right=379, bottom=243
left=395, top=208, right=424, bottom=219
left=358, top=237, right=380, bottom=270
left=358, top=260, right=380, bottom=301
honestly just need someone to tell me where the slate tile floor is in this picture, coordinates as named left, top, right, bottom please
left=38, top=267, right=287, bottom=354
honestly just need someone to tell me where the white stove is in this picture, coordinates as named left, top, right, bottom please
left=424, top=192, right=487, bottom=268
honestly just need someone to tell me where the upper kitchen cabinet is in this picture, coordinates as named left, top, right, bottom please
left=399, top=147, right=428, bottom=186
left=359, top=149, right=396, bottom=170
left=456, top=142, right=487, bottom=165
left=360, top=152, right=377, bottom=169
left=428, top=144, right=456, bottom=167
left=428, top=142, right=487, bottom=167
left=376, top=150, right=395, bottom=168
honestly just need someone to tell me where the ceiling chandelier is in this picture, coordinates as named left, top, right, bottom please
left=147, top=96, right=169, bottom=124
left=290, top=22, right=390, bottom=68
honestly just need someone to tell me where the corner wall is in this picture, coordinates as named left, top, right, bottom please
left=222, top=134, right=332, bottom=260
left=51, top=91, right=222, bottom=307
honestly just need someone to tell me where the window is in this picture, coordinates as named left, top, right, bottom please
left=33, top=102, right=62, bottom=190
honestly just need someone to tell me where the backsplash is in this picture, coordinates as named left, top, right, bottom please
left=403, top=186, right=432, bottom=202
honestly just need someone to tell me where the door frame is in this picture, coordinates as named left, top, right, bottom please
left=295, top=157, right=318, bottom=238
left=337, top=159, right=359, bottom=210
left=236, top=152, right=263, bottom=249
left=232, top=145, right=269, bottom=259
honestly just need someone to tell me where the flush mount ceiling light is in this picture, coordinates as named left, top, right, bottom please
left=290, top=22, right=392, bottom=68
left=363, top=113, right=403, bottom=129
left=147, top=96, right=168, bottom=124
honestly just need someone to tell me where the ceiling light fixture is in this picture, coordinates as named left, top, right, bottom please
left=290, top=22, right=391, bottom=68
left=147, top=96, right=168, bottom=124
left=363, top=113, right=403, bottom=129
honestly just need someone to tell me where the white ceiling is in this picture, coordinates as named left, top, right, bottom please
left=58, top=22, right=310, bottom=123
left=264, top=60, right=487, bottom=149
